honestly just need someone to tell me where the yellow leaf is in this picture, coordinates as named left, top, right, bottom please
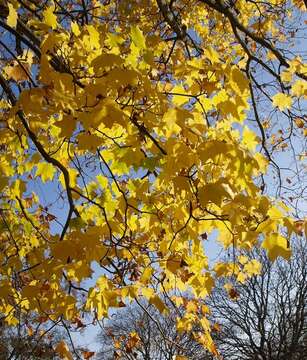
left=272, top=93, right=292, bottom=111
left=267, top=206, right=283, bottom=220
left=243, top=259, right=262, bottom=276
left=280, top=70, right=292, bottom=82
left=171, top=85, right=189, bottom=106
left=204, top=47, right=220, bottom=64
left=141, top=287, right=154, bottom=299
left=86, top=25, right=100, bottom=48
left=237, top=271, right=247, bottom=283
left=11, top=179, right=26, bottom=198
left=106, top=32, right=125, bottom=48
left=130, top=25, right=146, bottom=50
left=262, top=233, right=291, bottom=261
left=238, top=255, right=248, bottom=265
left=162, top=108, right=183, bottom=136
left=6, top=314, right=19, bottom=326
left=96, top=174, right=108, bottom=189
left=291, top=79, right=307, bottom=98
left=230, top=67, right=249, bottom=94
left=186, top=300, right=198, bottom=313
left=212, top=89, right=228, bottom=106
left=140, top=268, right=153, bottom=284
left=43, top=3, right=57, bottom=29
left=71, top=21, right=80, bottom=36
left=254, top=153, right=268, bottom=173
left=7, top=3, right=18, bottom=28
left=35, top=163, right=56, bottom=183
left=242, top=126, right=258, bottom=151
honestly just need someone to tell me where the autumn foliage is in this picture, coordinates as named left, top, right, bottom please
left=0, top=0, right=306, bottom=357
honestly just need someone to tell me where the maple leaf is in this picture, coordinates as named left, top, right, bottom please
left=43, top=3, right=58, bottom=29
left=243, top=259, right=262, bottom=276
left=212, top=323, right=221, bottom=332
left=55, top=341, right=73, bottom=360
left=272, top=93, right=292, bottom=111
left=294, top=220, right=304, bottom=236
left=228, top=287, right=240, bottom=300
left=35, top=162, right=56, bottom=183
left=166, top=254, right=183, bottom=273
left=82, top=350, right=95, bottom=359
left=242, top=126, right=259, bottom=151
left=291, top=80, right=307, bottom=98
left=262, top=233, right=291, bottom=261
left=130, top=26, right=146, bottom=50
left=71, top=21, right=81, bottom=36
left=4, top=61, right=31, bottom=82
left=7, top=3, right=18, bottom=28
left=149, top=295, right=168, bottom=314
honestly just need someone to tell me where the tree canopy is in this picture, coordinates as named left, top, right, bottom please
left=96, top=238, right=307, bottom=360
left=0, top=0, right=306, bottom=357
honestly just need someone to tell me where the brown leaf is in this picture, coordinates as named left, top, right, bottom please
left=125, top=332, right=140, bottom=353
left=46, top=213, right=57, bottom=221
left=294, top=220, right=304, bottom=236
left=295, top=118, right=304, bottom=128
left=212, top=323, right=221, bottom=332
left=201, top=232, right=208, bottom=240
left=82, top=351, right=95, bottom=359
left=229, top=288, right=240, bottom=300
left=74, top=317, right=86, bottom=329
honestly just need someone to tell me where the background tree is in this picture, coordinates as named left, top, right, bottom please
left=0, top=314, right=64, bottom=359
left=97, top=237, right=307, bottom=360
left=97, top=301, right=213, bottom=360
left=209, top=237, right=307, bottom=360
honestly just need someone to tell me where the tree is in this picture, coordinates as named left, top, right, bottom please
left=97, top=301, right=212, bottom=360
left=0, top=313, right=66, bottom=359
left=209, top=238, right=307, bottom=359
left=0, top=0, right=306, bottom=356
left=97, top=237, right=307, bottom=360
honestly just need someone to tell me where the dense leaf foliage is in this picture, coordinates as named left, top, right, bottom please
left=0, top=0, right=306, bottom=356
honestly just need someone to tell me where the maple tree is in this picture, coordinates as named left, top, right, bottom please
left=0, top=0, right=306, bottom=357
